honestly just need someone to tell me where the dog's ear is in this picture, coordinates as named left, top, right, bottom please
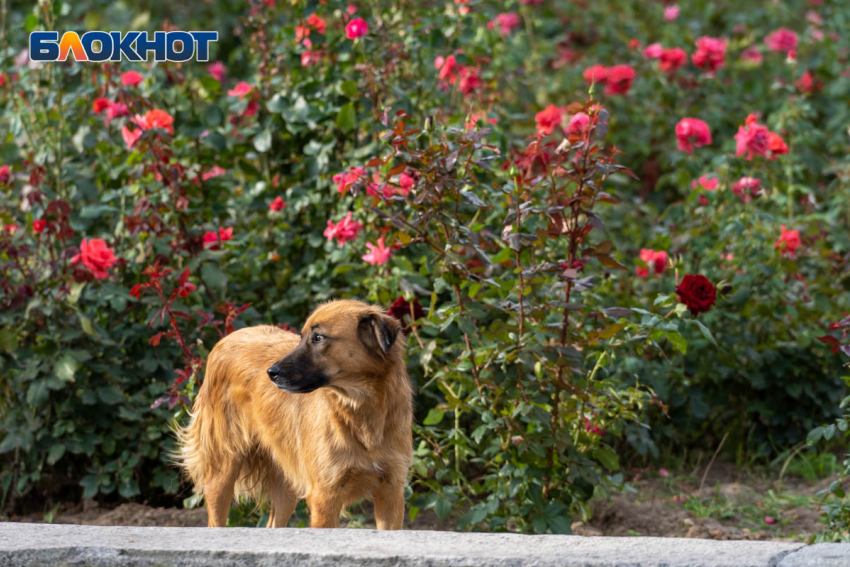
left=358, top=313, right=400, bottom=355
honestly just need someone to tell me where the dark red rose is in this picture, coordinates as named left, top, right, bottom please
left=387, top=296, right=425, bottom=331
left=676, top=274, right=717, bottom=315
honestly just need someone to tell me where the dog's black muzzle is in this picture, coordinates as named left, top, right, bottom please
left=267, top=357, right=328, bottom=394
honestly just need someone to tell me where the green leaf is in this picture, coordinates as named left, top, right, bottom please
left=54, top=354, right=79, bottom=382
left=68, top=282, right=86, bottom=304
left=336, top=103, right=356, bottom=133
left=0, top=432, right=23, bottom=454
left=47, top=444, right=65, bottom=465
left=654, top=293, right=675, bottom=306
left=204, top=105, right=223, bottom=127
left=548, top=514, right=573, bottom=534
left=79, top=205, right=116, bottom=219
left=26, top=380, right=50, bottom=407
left=203, top=131, right=227, bottom=153
left=338, top=80, right=359, bottom=98
left=408, top=505, right=420, bottom=523
left=118, top=479, right=140, bottom=499
left=0, top=328, right=18, bottom=354
left=253, top=129, right=272, bottom=153
left=594, top=445, right=620, bottom=471
left=80, top=475, right=100, bottom=499
left=422, top=408, right=445, bottom=425
left=693, top=320, right=717, bottom=346
left=664, top=330, right=687, bottom=354
left=200, top=76, right=221, bottom=95
left=806, top=426, right=824, bottom=445
left=24, top=14, right=38, bottom=33
left=532, top=515, right=548, bottom=533
left=598, top=322, right=625, bottom=340
left=728, top=286, right=751, bottom=305
left=97, top=385, right=124, bottom=405
left=266, top=94, right=287, bottom=113
left=79, top=315, right=95, bottom=336
left=129, top=11, right=150, bottom=29
left=201, top=263, right=228, bottom=290
left=434, top=498, right=452, bottom=521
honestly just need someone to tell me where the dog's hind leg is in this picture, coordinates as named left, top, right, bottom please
left=266, top=477, right=298, bottom=527
left=204, top=456, right=242, bottom=527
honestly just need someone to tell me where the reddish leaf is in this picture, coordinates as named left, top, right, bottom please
left=387, top=164, right=407, bottom=176
left=177, top=267, right=191, bottom=287
left=597, top=255, right=627, bottom=270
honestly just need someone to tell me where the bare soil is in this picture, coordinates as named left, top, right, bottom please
left=5, top=462, right=836, bottom=540
left=574, top=462, right=836, bottom=542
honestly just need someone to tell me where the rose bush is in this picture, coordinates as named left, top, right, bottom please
left=1, top=0, right=849, bottom=533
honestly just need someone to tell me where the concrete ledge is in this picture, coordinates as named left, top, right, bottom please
left=777, top=542, right=850, bottom=567
left=0, top=522, right=828, bottom=567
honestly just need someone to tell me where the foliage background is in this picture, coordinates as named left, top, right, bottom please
left=1, top=0, right=849, bottom=535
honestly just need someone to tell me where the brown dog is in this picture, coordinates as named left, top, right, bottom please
left=176, top=300, right=413, bottom=529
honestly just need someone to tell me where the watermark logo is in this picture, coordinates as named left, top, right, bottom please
left=29, top=31, right=218, bottom=62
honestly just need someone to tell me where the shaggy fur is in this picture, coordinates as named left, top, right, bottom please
left=176, top=300, right=413, bottom=529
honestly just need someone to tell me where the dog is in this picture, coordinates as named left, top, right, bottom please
left=176, top=300, right=413, bottom=529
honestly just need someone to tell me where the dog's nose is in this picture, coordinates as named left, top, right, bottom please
left=267, top=365, right=281, bottom=379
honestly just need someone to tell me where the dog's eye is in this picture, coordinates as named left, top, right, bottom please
left=312, top=334, right=326, bottom=344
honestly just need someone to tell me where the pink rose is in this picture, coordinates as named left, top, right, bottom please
left=324, top=212, right=363, bottom=245
left=675, top=118, right=712, bottom=153
left=345, top=17, right=369, bottom=39
left=488, top=12, right=521, bottom=36
left=362, top=236, right=392, bottom=265
left=765, top=28, right=798, bottom=53
left=659, top=48, right=688, bottom=73
left=227, top=82, right=253, bottom=99
left=692, top=36, right=727, bottom=72
left=663, top=6, right=680, bottom=21
left=734, top=114, right=771, bottom=160
left=643, top=43, right=663, bottom=59
left=121, top=71, right=144, bottom=87
left=566, top=112, right=590, bottom=136
left=207, top=61, right=226, bottom=82
left=731, top=177, right=761, bottom=203
left=691, top=175, right=719, bottom=191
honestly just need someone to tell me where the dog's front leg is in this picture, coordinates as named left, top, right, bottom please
left=373, top=482, right=405, bottom=530
left=306, top=493, right=343, bottom=528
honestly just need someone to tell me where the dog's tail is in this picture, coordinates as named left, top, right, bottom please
left=172, top=404, right=213, bottom=496
left=173, top=391, right=272, bottom=505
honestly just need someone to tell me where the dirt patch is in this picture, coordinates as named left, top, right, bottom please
left=8, top=500, right=208, bottom=528
left=580, top=462, right=830, bottom=541
left=5, top=462, right=832, bottom=539
left=6, top=498, right=447, bottom=530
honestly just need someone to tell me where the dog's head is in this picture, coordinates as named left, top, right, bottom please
left=267, top=300, right=402, bottom=395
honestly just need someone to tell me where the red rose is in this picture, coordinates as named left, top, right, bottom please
left=676, top=274, right=717, bottom=316
left=269, top=196, right=286, bottom=212
left=92, top=97, right=112, bottom=114
left=386, top=296, right=425, bottom=331
left=70, top=238, right=118, bottom=280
